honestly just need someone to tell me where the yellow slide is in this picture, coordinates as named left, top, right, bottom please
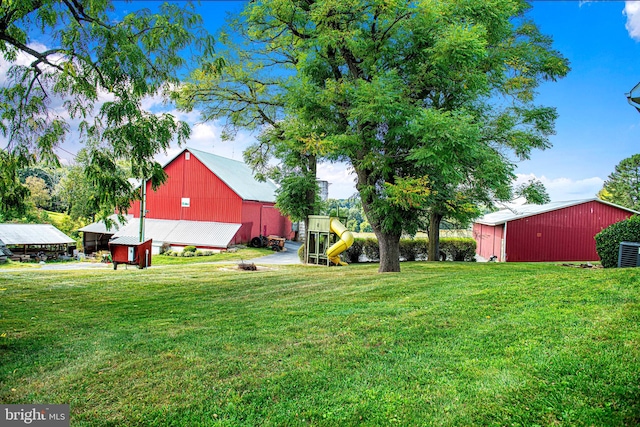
left=327, top=217, right=354, bottom=266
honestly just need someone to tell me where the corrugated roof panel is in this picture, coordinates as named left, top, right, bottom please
left=110, top=236, right=145, bottom=246
left=187, top=148, right=278, bottom=202
left=78, top=215, right=132, bottom=233
left=0, top=224, right=75, bottom=245
left=112, top=219, right=241, bottom=248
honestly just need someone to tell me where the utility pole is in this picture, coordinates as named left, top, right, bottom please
left=139, top=179, right=146, bottom=242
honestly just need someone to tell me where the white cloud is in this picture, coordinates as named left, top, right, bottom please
left=624, top=2, right=640, bottom=41
left=514, top=173, right=604, bottom=202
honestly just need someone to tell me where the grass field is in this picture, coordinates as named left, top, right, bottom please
left=1, top=262, right=639, bottom=426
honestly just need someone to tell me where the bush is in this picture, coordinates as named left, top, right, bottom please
left=182, top=251, right=195, bottom=257
left=399, top=239, right=422, bottom=261
left=344, top=238, right=364, bottom=263
left=159, top=242, right=171, bottom=254
left=183, top=245, right=197, bottom=253
left=440, top=238, right=477, bottom=262
left=362, top=238, right=380, bottom=261
left=595, top=215, right=640, bottom=268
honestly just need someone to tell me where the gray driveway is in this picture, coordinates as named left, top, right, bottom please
left=248, top=240, right=303, bottom=265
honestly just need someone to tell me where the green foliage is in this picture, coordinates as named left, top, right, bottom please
left=515, top=178, right=551, bottom=205
left=398, top=239, right=425, bottom=262
left=595, top=215, right=640, bottom=268
left=440, top=238, right=477, bottom=262
left=600, top=154, right=640, bottom=211
left=178, top=0, right=568, bottom=272
left=346, top=237, right=476, bottom=263
left=25, top=176, right=51, bottom=209
left=362, top=238, right=381, bottom=262
left=0, top=0, right=214, bottom=218
left=183, top=246, right=197, bottom=253
left=343, top=238, right=364, bottom=263
left=0, top=151, right=30, bottom=220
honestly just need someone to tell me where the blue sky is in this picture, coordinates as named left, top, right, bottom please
left=16, top=1, right=640, bottom=201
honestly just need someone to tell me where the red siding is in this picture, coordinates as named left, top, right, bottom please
left=131, top=152, right=243, bottom=222
left=505, top=201, right=633, bottom=262
left=238, top=202, right=294, bottom=243
left=128, top=149, right=293, bottom=246
left=473, top=223, right=504, bottom=261
left=109, top=239, right=153, bottom=268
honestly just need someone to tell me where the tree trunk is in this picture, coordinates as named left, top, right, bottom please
left=427, top=212, right=443, bottom=261
left=374, top=229, right=401, bottom=273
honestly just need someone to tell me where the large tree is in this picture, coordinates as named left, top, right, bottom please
left=179, top=0, right=568, bottom=272
left=600, top=154, right=640, bottom=211
left=0, top=0, right=214, bottom=220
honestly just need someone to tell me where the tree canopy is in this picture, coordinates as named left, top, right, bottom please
left=0, top=0, right=214, bottom=221
left=600, top=154, right=640, bottom=211
left=178, top=0, right=568, bottom=272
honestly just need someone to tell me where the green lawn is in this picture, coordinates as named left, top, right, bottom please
left=1, top=262, right=638, bottom=426
left=151, top=248, right=274, bottom=266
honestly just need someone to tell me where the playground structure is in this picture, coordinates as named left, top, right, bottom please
left=306, top=215, right=354, bottom=266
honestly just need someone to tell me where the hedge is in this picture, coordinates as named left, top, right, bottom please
left=595, top=215, right=640, bottom=268
left=343, top=237, right=476, bottom=263
left=299, top=236, right=477, bottom=263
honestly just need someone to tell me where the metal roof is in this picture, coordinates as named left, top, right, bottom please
left=109, top=236, right=146, bottom=246
left=112, top=218, right=241, bottom=248
left=0, top=224, right=75, bottom=245
left=78, top=214, right=133, bottom=234
left=475, top=198, right=640, bottom=226
left=186, top=148, right=278, bottom=202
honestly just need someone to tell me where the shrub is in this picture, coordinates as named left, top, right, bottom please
left=298, top=244, right=305, bottom=262
left=399, top=239, right=422, bottom=261
left=440, top=238, right=476, bottom=262
left=159, top=242, right=171, bottom=254
left=362, top=238, right=380, bottom=261
left=595, top=215, right=640, bottom=268
left=344, top=238, right=364, bottom=263
left=195, top=250, right=203, bottom=256
left=183, top=245, right=197, bottom=253
left=182, top=251, right=195, bottom=257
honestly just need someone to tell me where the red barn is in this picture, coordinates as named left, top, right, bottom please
left=120, top=148, right=292, bottom=252
left=473, top=199, right=638, bottom=262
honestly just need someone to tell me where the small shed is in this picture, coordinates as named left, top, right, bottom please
left=473, top=199, right=638, bottom=262
left=78, top=214, right=131, bottom=254
left=0, top=223, right=75, bottom=260
left=108, top=236, right=153, bottom=270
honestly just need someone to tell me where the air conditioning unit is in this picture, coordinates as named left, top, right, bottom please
left=618, top=241, right=640, bottom=268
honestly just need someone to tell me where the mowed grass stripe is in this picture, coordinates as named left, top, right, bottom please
left=1, top=262, right=638, bottom=426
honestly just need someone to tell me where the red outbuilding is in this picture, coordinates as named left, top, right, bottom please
left=473, top=199, right=638, bottom=262
left=121, top=148, right=293, bottom=252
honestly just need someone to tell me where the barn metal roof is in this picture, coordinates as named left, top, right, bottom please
left=0, top=224, right=75, bottom=245
left=475, top=198, right=639, bottom=226
left=112, top=218, right=241, bottom=248
left=78, top=214, right=133, bottom=234
left=186, top=148, right=278, bottom=202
